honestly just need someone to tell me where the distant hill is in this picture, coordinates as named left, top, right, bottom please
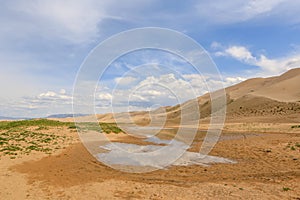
left=0, top=116, right=30, bottom=120
left=46, top=114, right=88, bottom=119
left=95, top=68, right=300, bottom=124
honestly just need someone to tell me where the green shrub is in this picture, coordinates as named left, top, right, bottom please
left=291, top=146, right=296, bottom=151
left=291, top=125, right=300, bottom=128
left=99, top=123, right=123, bottom=134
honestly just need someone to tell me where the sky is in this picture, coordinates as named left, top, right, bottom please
left=0, top=0, right=300, bottom=118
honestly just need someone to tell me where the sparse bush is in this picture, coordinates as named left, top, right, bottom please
left=291, top=125, right=300, bottom=128
left=99, top=123, right=123, bottom=134
left=0, top=119, right=74, bottom=158
left=68, top=125, right=77, bottom=129
left=282, top=187, right=291, bottom=191
left=291, top=146, right=296, bottom=151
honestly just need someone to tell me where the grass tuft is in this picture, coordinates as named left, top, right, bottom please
left=282, top=187, right=291, bottom=191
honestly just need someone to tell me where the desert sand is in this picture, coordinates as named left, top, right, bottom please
left=1, top=68, right=300, bottom=199
left=1, top=124, right=300, bottom=199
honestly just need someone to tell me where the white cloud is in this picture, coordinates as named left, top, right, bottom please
left=0, top=72, right=245, bottom=117
left=94, top=72, right=245, bottom=113
left=1, top=0, right=161, bottom=45
left=0, top=90, right=74, bottom=118
left=60, top=89, right=66, bottom=94
left=243, top=0, right=286, bottom=17
left=210, top=41, right=223, bottom=50
left=96, top=73, right=200, bottom=112
left=38, top=91, right=72, bottom=101
left=183, top=74, right=246, bottom=90
left=98, top=92, right=112, bottom=101
left=224, top=46, right=256, bottom=63
left=39, top=91, right=56, bottom=98
left=196, top=0, right=287, bottom=24
left=214, top=44, right=300, bottom=76
left=256, top=54, right=300, bottom=74
left=9, top=0, right=113, bottom=44
left=225, top=77, right=247, bottom=84
left=114, top=76, right=137, bottom=85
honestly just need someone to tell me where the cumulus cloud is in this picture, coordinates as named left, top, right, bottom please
left=224, top=46, right=256, bottom=63
left=256, top=54, right=300, bottom=74
left=96, top=73, right=197, bottom=112
left=98, top=93, right=112, bottom=101
left=0, top=72, right=248, bottom=117
left=94, top=72, right=245, bottom=113
left=0, top=89, right=74, bottom=118
left=38, top=91, right=72, bottom=101
left=214, top=44, right=300, bottom=76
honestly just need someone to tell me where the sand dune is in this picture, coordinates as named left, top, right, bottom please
left=95, top=68, right=300, bottom=124
left=227, top=68, right=300, bottom=102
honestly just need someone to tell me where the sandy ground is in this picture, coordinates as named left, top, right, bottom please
left=1, top=122, right=300, bottom=200
left=2, top=67, right=300, bottom=199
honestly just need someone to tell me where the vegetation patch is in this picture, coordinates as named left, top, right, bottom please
left=0, top=119, right=75, bottom=130
left=290, top=146, right=296, bottom=151
left=291, top=125, right=300, bottom=128
left=0, top=119, right=75, bottom=158
left=285, top=142, right=300, bottom=151
left=99, top=123, right=123, bottom=134
left=71, top=122, right=123, bottom=134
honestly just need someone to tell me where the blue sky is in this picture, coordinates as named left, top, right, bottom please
left=0, top=0, right=300, bottom=117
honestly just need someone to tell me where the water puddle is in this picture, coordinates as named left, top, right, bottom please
left=96, top=134, right=236, bottom=169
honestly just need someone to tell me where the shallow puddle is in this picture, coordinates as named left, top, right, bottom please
left=97, top=135, right=236, bottom=169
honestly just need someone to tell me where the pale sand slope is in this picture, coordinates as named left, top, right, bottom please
left=226, top=68, right=300, bottom=102
left=93, top=68, right=300, bottom=125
